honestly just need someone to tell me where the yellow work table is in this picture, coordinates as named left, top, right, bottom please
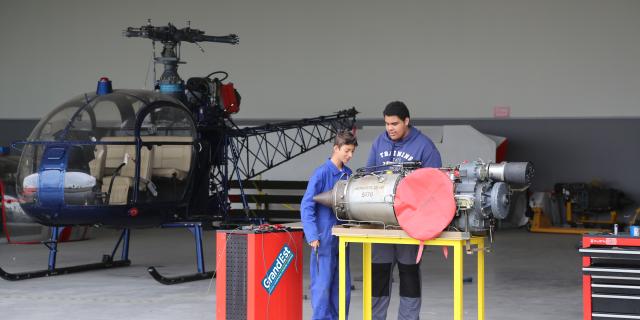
left=333, top=226, right=485, bottom=320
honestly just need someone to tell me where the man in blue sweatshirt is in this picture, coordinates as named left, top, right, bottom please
left=301, top=131, right=357, bottom=320
left=366, top=101, right=442, bottom=320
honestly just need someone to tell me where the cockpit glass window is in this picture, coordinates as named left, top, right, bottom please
left=140, top=105, right=195, bottom=137
left=65, top=109, right=93, bottom=142
left=92, top=100, right=123, bottom=131
left=86, top=93, right=145, bottom=138
left=29, top=104, right=83, bottom=141
left=16, top=144, right=43, bottom=205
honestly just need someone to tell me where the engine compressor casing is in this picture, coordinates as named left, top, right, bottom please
left=331, top=172, right=405, bottom=226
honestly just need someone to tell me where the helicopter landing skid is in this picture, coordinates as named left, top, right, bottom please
left=0, top=227, right=131, bottom=281
left=146, top=222, right=216, bottom=285
left=147, top=267, right=215, bottom=285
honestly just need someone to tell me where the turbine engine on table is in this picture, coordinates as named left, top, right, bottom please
left=314, top=160, right=534, bottom=240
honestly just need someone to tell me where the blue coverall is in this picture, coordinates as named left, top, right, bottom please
left=301, top=158, right=352, bottom=320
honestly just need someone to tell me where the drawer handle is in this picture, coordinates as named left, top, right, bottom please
left=592, top=275, right=640, bottom=281
left=581, top=248, right=640, bottom=255
left=584, top=267, right=640, bottom=274
left=593, top=294, right=640, bottom=300
left=592, top=312, right=640, bottom=319
left=592, top=284, right=640, bottom=290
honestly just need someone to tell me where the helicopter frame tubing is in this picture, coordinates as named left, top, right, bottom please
left=146, top=108, right=358, bottom=284
left=216, top=108, right=358, bottom=223
left=226, top=108, right=358, bottom=181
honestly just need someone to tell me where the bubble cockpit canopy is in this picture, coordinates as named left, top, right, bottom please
left=27, top=90, right=195, bottom=142
left=17, top=90, right=197, bottom=214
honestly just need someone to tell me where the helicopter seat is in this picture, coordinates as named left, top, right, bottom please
left=88, top=144, right=106, bottom=181
left=141, top=136, right=193, bottom=181
left=100, top=136, right=154, bottom=205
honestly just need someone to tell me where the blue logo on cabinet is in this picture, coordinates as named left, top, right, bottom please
left=262, top=244, right=294, bottom=295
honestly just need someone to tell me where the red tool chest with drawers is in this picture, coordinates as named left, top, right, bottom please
left=581, top=233, right=640, bottom=319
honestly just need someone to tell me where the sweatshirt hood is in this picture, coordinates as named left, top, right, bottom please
left=383, top=126, right=420, bottom=146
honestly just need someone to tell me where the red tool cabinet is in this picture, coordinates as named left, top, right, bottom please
left=216, top=229, right=304, bottom=320
left=581, top=233, right=640, bottom=319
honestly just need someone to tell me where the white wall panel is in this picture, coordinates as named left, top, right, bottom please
left=1, top=0, right=639, bottom=119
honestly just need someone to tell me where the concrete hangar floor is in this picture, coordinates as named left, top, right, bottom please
left=0, top=227, right=582, bottom=320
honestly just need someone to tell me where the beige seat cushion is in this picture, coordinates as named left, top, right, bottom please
left=89, top=145, right=106, bottom=179
left=142, top=136, right=193, bottom=181
left=101, top=176, right=131, bottom=205
left=101, top=137, right=153, bottom=180
left=100, top=136, right=154, bottom=204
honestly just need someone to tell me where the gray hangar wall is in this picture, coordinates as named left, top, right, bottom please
left=1, top=0, right=640, bottom=120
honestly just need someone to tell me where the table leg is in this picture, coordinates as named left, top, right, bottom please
left=478, top=239, right=485, bottom=320
left=363, top=242, right=372, bottom=320
left=339, top=238, right=347, bottom=320
left=454, top=242, right=464, bottom=320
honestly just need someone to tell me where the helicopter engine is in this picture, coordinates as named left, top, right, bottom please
left=314, top=161, right=534, bottom=238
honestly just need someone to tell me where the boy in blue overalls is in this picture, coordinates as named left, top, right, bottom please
left=301, top=131, right=357, bottom=320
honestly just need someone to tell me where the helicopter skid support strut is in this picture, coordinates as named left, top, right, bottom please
left=0, top=227, right=132, bottom=281
left=147, top=222, right=215, bottom=285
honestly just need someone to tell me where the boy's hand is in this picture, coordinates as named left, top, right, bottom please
left=309, top=240, right=320, bottom=249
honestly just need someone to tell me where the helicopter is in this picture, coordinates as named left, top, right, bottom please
left=0, top=22, right=357, bottom=284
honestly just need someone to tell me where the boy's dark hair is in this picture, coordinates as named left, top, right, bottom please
left=383, top=101, right=410, bottom=120
left=334, top=130, right=358, bottom=148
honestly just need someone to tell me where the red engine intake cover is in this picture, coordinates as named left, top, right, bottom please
left=394, top=168, right=457, bottom=240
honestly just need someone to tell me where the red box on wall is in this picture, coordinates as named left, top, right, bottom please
left=216, top=229, right=304, bottom=320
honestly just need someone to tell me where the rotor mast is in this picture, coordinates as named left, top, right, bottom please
left=124, top=22, right=239, bottom=99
